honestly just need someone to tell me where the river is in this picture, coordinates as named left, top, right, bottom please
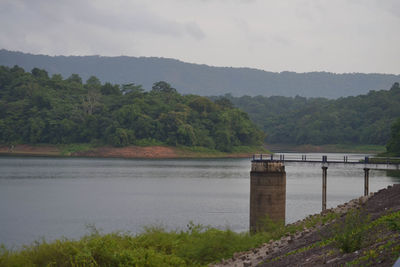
left=0, top=154, right=398, bottom=248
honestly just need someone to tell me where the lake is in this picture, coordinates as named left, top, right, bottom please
left=0, top=154, right=398, bottom=248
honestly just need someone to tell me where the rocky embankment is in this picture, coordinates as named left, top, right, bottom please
left=212, top=184, right=400, bottom=267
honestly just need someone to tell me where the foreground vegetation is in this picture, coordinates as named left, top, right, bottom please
left=0, top=212, right=340, bottom=267
left=2, top=207, right=398, bottom=267
left=0, top=66, right=264, bottom=152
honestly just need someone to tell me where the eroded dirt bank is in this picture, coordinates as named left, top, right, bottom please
left=0, top=144, right=61, bottom=156
left=0, top=144, right=255, bottom=159
left=72, top=145, right=180, bottom=158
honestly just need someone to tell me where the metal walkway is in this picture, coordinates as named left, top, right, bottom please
left=252, top=154, right=400, bottom=170
left=251, top=154, right=400, bottom=211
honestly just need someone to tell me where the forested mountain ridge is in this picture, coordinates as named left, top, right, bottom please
left=1, top=49, right=399, bottom=98
left=0, top=65, right=264, bottom=151
left=220, top=82, right=400, bottom=145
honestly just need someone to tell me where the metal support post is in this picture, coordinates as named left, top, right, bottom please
left=364, top=168, right=370, bottom=196
left=322, top=166, right=328, bottom=211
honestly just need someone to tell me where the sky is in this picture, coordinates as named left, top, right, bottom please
left=0, top=0, right=399, bottom=74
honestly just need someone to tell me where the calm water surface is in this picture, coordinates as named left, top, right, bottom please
left=0, top=154, right=398, bottom=248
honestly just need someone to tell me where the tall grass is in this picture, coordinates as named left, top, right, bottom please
left=0, top=223, right=276, bottom=267
left=0, top=211, right=342, bottom=267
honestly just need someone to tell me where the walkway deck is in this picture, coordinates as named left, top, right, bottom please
left=252, top=154, right=400, bottom=170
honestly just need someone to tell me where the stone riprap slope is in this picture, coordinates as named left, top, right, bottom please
left=212, top=184, right=400, bottom=267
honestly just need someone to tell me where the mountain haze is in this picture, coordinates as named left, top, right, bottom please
left=1, top=49, right=399, bottom=98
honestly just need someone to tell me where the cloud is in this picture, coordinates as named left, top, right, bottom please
left=184, top=22, right=206, bottom=40
left=0, top=0, right=399, bottom=73
left=374, top=0, right=400, bottom=18
left=0, top=0, right=206, bottom=55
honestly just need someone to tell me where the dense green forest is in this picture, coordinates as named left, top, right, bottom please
left=1, top=49, right=400, bottom=98
left=2, top=64, right=399, bottom=150
left=386, top=117, right=400, bottom=156
left=0, top=65, right=264, bottom=152
left=218, top=82, right=400, bottom=145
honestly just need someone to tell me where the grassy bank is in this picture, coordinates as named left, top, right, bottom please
left=0, top=213, right=338, bottom=267
left=1, top=202, right=399, bottom=266
left=266, top=143, right=386, bottom=154
left=59, top=143, right=97, bottom=156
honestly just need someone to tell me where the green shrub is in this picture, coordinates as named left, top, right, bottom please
left=1, top=211, right=354, bottom=267
left=385, top=214, right=400, bottom=232
left=331, top=210, right=370, bottom=253
left=60, top=143, right=95, bottom=155
left=0, top=222, right=280, bottom=267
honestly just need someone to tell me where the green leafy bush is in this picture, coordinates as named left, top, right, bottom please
left=0, top=223, right=273, bottom=267
left=331, top=210, right=371, bottom=253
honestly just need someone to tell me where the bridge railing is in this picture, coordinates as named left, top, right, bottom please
left=252, top=154, right=400, bottom=164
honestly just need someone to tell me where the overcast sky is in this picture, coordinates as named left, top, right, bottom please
left=1, top=0, right=399, bottom=74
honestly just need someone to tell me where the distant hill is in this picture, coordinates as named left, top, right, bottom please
left=1, top=49, right=399, bottom=98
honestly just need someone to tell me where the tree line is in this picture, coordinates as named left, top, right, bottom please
left=386, top=117, right=400, bottom=156
left=216, top=82, right=400, bottom=146
left=0, top=66, right=264, bottom=152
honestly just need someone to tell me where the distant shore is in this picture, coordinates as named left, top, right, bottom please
left=0, top=143, right=385, bottom=159
left=0, top=144, right=266, bottom=159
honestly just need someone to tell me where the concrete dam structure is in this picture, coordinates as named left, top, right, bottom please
left=249, top=153, right=400, bottom=232
left=250, top=160, right=286, bottom=232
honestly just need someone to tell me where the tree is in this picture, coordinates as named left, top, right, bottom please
left=101, top=82, right=121, bottom=95
left=31, top=68, right=49, bottom=80
left=110, top=128, right=135, bottom=147
left=189, top=97, right=216, bottom=114
left=82, top=90, right=102, bottom=115
left=67, top=74, right=83, bottom=85
left=386, top=118, right=400, bottom=156
left=0, top=66, right=265, bottom=150
left=151, top=81, right=173, bottom=92
left=121, top=83, right=143, bottom=95
left=214, top=97, right=234, bottom=109
left=86, top=76, right=101, bottom=89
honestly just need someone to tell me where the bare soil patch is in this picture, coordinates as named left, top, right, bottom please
left=0, top=144, right=61, bottom=156
left=72, top=145, right=180, bottom=159
left=0, top=144, right=256, bottom=159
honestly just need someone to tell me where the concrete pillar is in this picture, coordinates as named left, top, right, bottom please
left=250, top=161, right=286, bottom=232
left=322, top=166, right=328, bottom=211
left=364, top=168, right=370, bottom=196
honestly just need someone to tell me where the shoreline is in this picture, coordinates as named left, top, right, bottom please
left=0, top=144, right=264, bottom=159
left=0, top=143, right=386, bottom=159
